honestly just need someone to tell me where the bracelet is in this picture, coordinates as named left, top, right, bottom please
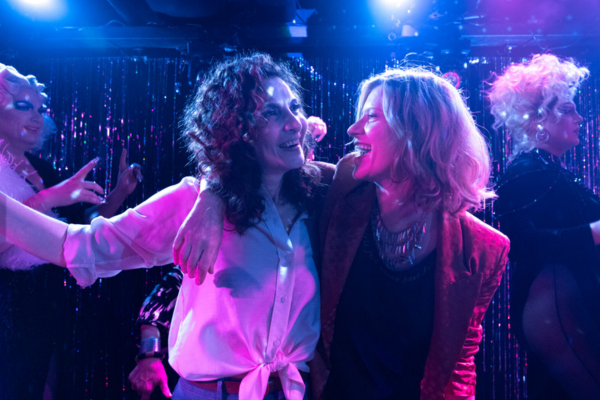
left=135, top=337, right=164, bottom=364
left=140, top=337, right=161, bottom=354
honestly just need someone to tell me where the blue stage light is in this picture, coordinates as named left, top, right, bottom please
left=382, top=0, right=410, bottom=7
left=21, top=0, right=52, bottom=5
left=7, top=0, right=67, bottom=21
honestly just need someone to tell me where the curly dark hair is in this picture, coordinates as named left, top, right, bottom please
left=182, top=53, right=321, bottom=234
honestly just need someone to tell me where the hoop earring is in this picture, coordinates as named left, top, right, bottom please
left=536, top=125, right=549, bottom=142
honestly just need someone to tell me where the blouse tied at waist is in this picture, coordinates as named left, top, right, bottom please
left=239, top=352, right=305, bottom=400
left=62, top=177, right=320, bottom=400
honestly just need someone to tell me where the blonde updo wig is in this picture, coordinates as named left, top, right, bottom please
left=0, top=64, right=47, bottom=108
left=0, top=64, right=52, bottom=150
left=488, top=54, right=589, bottom=157
left=356, top=67, right=495, bottom=213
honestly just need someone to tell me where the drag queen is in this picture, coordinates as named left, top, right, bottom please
left=491, top=54, right=600, bottom=399
left=0, top=63, right=140, bottom=400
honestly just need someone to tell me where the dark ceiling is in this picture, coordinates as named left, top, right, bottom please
left=1, top=0, right=599, bottom=60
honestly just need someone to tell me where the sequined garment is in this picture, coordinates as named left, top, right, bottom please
left=135, top=265, right=183, bottom=349
left=494, top=149, right=600, bottom=398
left=495, top=149, right=600, bottom=332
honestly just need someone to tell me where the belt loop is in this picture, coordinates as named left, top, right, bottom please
left=217, top=379, right=224, bottom=400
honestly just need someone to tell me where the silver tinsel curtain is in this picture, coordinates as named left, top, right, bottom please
left=9, top=55, right=600, bottom=399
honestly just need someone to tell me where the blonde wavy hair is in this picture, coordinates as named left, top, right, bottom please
left=356, top=68, right=495, bottom=213
left=0, top=63, right=52, bottom=150
left=488, top=54, right=589, bottom=157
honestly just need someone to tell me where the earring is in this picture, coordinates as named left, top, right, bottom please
left=535, top=124, right=549, bottom=142
left=242, top=132, right=253, bottom=144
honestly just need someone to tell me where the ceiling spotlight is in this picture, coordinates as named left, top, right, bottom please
left=382, top=0, right=409, bottom=7
left=8, top=0, right=67, bottom=20
left=21, top=0, right=52, bottom=4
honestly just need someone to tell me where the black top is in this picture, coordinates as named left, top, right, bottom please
left=324, top=221, right=436, bottom=400
left=495, top=149, right=600, bottom=337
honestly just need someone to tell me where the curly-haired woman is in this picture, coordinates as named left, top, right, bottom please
left=490, top=54, right=600, bottom=399
left=0, top=54, right=332, bottom=400
left=174, top=67, right=510, bottom=400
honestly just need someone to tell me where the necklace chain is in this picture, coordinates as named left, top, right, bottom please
left=371, top=205, right=427, bottom=269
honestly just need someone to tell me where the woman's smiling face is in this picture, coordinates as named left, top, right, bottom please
left=348, top=85, right=400, bottom=185
left=0, top=85, right=45, bottom=151
left=252, top=77, right=306, bottom=177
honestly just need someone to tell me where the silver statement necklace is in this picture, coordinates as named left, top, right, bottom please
left=371, top=204, right=427, bottom=269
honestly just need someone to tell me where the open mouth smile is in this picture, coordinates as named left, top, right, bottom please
left=279, top=139, right=300, bottom=149
left=355, top=143, right=371, bottom=156
left=23, top=126, right=41, bottom=134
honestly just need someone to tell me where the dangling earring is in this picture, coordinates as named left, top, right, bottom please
left=535, top=124, right=549, bottom=142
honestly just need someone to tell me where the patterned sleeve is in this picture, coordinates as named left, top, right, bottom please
left=135, top=265, right=184, bottom=349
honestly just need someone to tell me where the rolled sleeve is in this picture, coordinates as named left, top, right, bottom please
left=63, top=177, right=199, bottom=287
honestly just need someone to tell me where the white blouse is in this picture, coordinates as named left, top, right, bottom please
left=63, top=177, right=320, bottom=400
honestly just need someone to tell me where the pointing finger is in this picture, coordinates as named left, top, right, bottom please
left=119, top=149, right=128, bottom=173
left=74, top=158, right=99, bottom=179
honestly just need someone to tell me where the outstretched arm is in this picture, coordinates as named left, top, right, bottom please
left=0, top=190, right=68, bottom=266
left=0, top=177, right=199, bottom=286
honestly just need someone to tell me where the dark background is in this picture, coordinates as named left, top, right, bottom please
left=3, top=0, right=600, bottom=399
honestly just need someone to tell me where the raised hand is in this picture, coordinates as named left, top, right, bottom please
left=116, top=149, right=143, bottom=196
left=173, top=188, right=224, bottom=285
left=128, top=358, right=172, bottom=400
left=307, top=116, right=328, bottom=142
left=24, top=158, right=104, bottom=213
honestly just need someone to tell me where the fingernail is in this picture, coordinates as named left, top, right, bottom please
left=99, top=196, right=106, bottom=204
left=93, top=157, right=100, bottom=164
left=138, top=176, right=143, bottom=183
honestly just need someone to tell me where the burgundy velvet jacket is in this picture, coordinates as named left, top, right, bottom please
left=310, top=156, right=510, bottom=400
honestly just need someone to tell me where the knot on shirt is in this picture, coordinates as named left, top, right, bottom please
left=264, top=353, right=290, bottom=373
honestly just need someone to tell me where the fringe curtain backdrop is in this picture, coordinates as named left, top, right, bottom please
left=8, top=55, right=600, bottom=399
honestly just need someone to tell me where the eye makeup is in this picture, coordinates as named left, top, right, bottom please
left=13, top=101, right=47, bottom=114
left=13, top=101, right=34, bottom=111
